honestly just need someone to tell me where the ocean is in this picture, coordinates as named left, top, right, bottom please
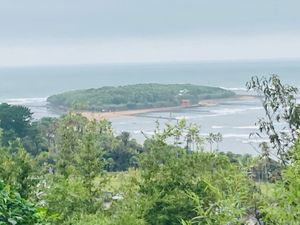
left=1, top=60, right=300, bottom=154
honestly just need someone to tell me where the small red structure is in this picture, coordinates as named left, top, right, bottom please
left=181, top=99, right=191, bottom=107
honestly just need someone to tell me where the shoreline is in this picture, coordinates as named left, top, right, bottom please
left=80, top=95, right=256, bottom=120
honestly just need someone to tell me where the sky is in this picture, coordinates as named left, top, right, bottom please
left=0, top=0, right=300, bottom=67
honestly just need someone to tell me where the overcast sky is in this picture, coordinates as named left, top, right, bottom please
left=1, top=0, right=300, bottom=67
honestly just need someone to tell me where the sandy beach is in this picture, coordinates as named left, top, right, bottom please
left=80, top=106, right=182, bottom=120
left=80, top=95, right=256, bottom=120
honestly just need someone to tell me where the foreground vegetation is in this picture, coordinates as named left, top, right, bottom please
left=47, top=84, right=235, bottom=111
left=1, top=75, right=300, bottom=224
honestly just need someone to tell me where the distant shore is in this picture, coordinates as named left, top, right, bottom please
left=80, top=95, right=256, bottom=120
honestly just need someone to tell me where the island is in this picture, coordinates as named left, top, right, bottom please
left=47, top=84, right=235, bottom=112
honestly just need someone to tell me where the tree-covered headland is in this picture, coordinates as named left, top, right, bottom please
left=47, top=84, right=235, bottom=111
left=0, top=76, right=300, bottom=224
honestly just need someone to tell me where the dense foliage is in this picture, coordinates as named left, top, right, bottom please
left=47, top=84, right=235, bottom=111
left=0, top=103, right=50, bottom=155
left=138, top=126, right=254, bottom=225
left=0, top=180, right=45, bottom=225
left=1, top=76, right=300, bottom=224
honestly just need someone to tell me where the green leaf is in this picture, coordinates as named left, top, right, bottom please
left=8, top=218, right=17, bottom=225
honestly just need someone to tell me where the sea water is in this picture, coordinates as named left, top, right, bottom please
left=1, top=60, right=300, bottom=154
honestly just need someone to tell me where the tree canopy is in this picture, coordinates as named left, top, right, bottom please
left=47, top=84, right=235, bottom=111
left=1, top=76, right=300, bottom=224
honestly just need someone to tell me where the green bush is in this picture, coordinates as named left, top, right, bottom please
left=0, top=180, right=46, bottom=225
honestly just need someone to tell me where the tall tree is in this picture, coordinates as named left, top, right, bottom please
left=0, top=103, right=33, bottom=145
left=0, top=142, right=38, bottom=198
left=246, top=75, right=300, bottom=165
